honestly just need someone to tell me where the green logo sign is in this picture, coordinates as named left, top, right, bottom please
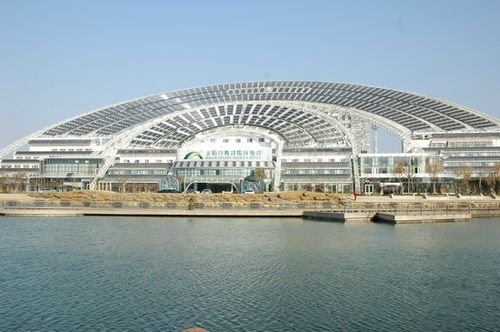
left=184, top=151, right=203, bottom=160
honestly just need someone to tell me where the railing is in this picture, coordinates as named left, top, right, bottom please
left=0, top=200, right=332, bottom=210
left=323, top=201, right=500, bottom=215
left=1, top=199, right=499, bottom=214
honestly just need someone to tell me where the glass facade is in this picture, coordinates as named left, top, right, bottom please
left=282, top=169, right=350, bottom=175
left=175, top=167, right=272, bottom=179
left=447, top=141, right=493, bottom=148
left=359, top=154, right=438, bottom=177
left=442, top=151, right=500, bottom=157
left=42, top=158, right=102, bottom=177
left=108, top=169, right=168, bottom=176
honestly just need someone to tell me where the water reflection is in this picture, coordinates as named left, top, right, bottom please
left=0, top=217, right=498, bottom=331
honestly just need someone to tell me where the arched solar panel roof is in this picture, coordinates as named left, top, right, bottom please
left=1, top=81, right=499, bottom=158
left=42, top=81, right=499, bottom=139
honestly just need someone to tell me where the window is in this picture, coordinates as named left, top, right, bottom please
left=259, top=138, right=265, bottom=142
left=448, top=141, right=493, bottom=148
left=430, top=142, right=446, bottom=148
left=210, top=138, right=216, bottom=143
left=247, top=138, right=253, bottom=143
left=223, top=139, right=229, bottom=143
left=236, top=139, right=241, bottom=143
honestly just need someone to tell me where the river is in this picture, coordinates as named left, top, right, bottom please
left=0, top=216, right=498, bottom=331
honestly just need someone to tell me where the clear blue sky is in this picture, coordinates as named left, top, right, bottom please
left=1, top=0, right=499, bottom=151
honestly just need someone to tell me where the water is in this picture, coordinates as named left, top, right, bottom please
left=0, top=217, right=499, bottom=331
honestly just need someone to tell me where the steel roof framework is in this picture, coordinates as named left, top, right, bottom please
left=1, top=81, right=499, bottom=191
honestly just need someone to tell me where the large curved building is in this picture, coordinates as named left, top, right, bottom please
left=1, top=81, right=499, bottom=193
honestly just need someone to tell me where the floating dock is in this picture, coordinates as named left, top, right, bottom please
left=373, top=212, right=472, bottom=224
left=303, top=211, right=374, bottom=222
left=303, top=211, right=472, bottom=223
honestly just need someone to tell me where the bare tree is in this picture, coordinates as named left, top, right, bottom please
left=485, top=164, right=500, bottom=194
left=14, top=173, right=27, bottom=192
left=454, top=166, right=473, bottom=194
left=116, top=178, right=128, bottom=192
left=392, top=161, right=406, bottom=194
left=0, top=175, right=7, bottom=193
left=254, top=167, right=267, bottom=179
left=425, top=159, right=444, bottom=194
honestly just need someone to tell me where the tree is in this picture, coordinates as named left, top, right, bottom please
left=454, top=166, right=473, bottom=194
left=254, top=168, right=267, bottom=179
left=13, top=173, right=27, bottom=192
left=485, top=164, right=500, bottom=194
left=392, top=161, right=406, bottom=194
left=116, top=178, right=128, bottom=192
left=0, top=175, right=7, bottom=193
left=425, top=159, right=444, bottom=194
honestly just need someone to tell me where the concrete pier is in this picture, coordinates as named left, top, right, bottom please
left=374, top=212, right=472, bottom=224
left=303, top=211, right=374, bottom=222
left=303, top=210, right=473, bottom=223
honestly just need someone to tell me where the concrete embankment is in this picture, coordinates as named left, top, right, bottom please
left=3, top=207, right=495, bottom=224
left=0, top=207, right=304, bottom=218
left=1, top=192, right=499, bottom=223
